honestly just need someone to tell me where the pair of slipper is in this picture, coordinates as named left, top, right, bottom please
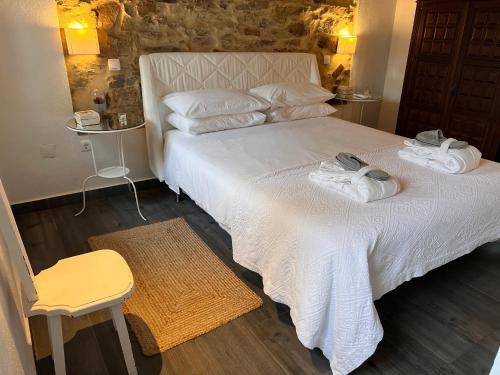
left=415, top=129, right=468, bottom=149
left=336, top=153, right=390, bottom=181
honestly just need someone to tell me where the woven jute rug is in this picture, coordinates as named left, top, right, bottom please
left=87, top=217, right=263, bottom=356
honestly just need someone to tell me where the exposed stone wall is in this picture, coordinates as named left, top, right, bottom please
left=57, top=0, right=356, bottom=123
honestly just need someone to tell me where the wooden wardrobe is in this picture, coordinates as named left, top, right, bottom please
left=396, top=0, right=500, bottom=161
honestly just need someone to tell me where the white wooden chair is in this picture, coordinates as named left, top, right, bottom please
left=0, top=179, right=138, bottom=375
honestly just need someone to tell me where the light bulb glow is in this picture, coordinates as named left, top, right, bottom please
left=338, top=27, right=352, bottom=37
left=67, top=21, right=87, bottom=30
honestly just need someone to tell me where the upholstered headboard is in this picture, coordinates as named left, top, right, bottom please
left=139, top=52, right=321, bottom=181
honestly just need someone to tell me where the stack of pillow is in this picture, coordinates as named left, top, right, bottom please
left=162, top=82, right=336, bottom=135
left=163, top=88, right=269, bottom=135
left=250, top=82, right=336, bottom=123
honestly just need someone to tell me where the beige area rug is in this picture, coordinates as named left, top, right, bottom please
left=30, top=217, right=262, bottom=359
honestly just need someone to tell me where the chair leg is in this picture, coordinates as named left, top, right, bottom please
left=47, top=315, right=66, bottom=375
left=110, top=304, right=137, bottom=375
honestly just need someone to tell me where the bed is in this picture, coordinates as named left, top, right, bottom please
left=139, top=52, right=500, bottom=374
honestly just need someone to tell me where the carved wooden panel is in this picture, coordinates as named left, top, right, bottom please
left=453, top=65, right=500, bottom=115
left=409, top=61, right=450, bottom=109
left=397, top=0, right=500, bottom=161
left=467, top=8, right=500, bottom=60
left=446, top=116, right=491, bottom=150
left=420, top=9, right=462, bottom=56
left=447, top=2, right=500, bottom=159
left=405, top=108, right=442, bottom=139
left=396, top=1, right=466, bottom=137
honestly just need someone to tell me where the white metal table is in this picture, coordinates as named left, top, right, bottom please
left=336, top=96, right=382, bottom=125
left=65, top=119, right=147, bottom=221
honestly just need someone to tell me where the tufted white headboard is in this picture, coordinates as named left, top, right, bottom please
left=139, top=52, right=321, bottom=181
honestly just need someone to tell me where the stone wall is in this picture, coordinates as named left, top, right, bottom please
left=57, top=0, right=356, bottom=123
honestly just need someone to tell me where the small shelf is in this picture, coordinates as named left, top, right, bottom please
left=97, top=166, right=130, bottom=179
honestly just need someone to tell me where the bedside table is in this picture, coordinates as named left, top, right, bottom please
left=328, top=96, right=382, bottom=126
left=65, top=119, right=147, bottom=221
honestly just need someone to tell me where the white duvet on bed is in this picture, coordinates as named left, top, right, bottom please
left=163, top=117, right=500, bottom=374
left=163, top=117, right=399, bottom=228
left=231, top=145, right=500, bottom=374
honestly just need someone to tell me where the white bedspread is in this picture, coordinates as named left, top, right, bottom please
left=163, top=117, right=500, bottom=374
left=164, top=117, right=399, bottom=228
left=230, top=145, right=500, bottom=374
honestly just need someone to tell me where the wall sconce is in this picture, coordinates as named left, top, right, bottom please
left=64, top=22, right=100, bottom=55
left=337, top=35, right=357, bottom=55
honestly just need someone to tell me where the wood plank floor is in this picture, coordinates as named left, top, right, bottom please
left=14, top=186, right=500, bottom=375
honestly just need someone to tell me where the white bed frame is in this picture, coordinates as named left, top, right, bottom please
left=139, top=52, right=322, bottom=181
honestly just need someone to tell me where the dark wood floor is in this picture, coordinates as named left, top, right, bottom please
left=15, top=185, right=500, bottom=375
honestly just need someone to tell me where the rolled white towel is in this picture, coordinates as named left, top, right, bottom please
left=309, top=162, right=400, bottom=203
left=398, top=138, right=481, bottom=174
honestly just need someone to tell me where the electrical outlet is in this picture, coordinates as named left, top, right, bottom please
left=80, top=139, right=92, bottom=152
left=108, top=58, right=121, bottom=71
left=323, top=55, right=331, bottom=65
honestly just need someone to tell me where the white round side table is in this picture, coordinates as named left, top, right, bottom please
left=336, top=96, right=382, bottom=125
left=65, top=119, right=147, bottom=221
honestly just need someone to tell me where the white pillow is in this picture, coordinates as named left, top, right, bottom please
left=265, top=103, right=337, bottom=123
left=162, top=88, right=270, bottom=118
left=166, top=111, right=266, bottom=135
left=250, top=82, right=335, bottom=108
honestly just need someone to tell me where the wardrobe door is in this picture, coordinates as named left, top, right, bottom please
left=444, top=1, right=500, bottom=160
left=396, top=0, right=468, bottom=139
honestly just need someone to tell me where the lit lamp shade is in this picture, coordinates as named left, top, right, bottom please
left=64, top=27, right=100, bottom=55
left=337, top=36, right=357, bottom=55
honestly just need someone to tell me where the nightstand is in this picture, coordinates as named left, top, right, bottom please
left=65, top=119, right=147, bottom=221
left=328, top=96, right=382, bottom=126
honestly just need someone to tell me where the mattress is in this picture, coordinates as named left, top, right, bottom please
left=163, top=116, right=402, bottom=229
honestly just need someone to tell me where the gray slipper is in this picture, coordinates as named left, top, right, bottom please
left=336, top=153, right=390, bottom=181
left=415, top=129, right=468, bottom=149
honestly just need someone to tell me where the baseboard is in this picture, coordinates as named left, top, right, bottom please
left=12, top=179, right=164, bottom=215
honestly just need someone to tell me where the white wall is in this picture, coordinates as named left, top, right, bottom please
left=350, top=0, right=397, bottom=128
left=0, top=0, right=152, bottom=204
left=0, top=225, right=36, bottom=374
left=377, top=0, right=417, bottom=133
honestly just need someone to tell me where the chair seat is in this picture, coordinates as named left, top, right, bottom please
left=30, top=250, right=134, bottom=317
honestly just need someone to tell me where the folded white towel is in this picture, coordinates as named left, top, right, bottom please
left=398, top=138, right=481, bottom=174
left=309, top=161, right=400, bottom=203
